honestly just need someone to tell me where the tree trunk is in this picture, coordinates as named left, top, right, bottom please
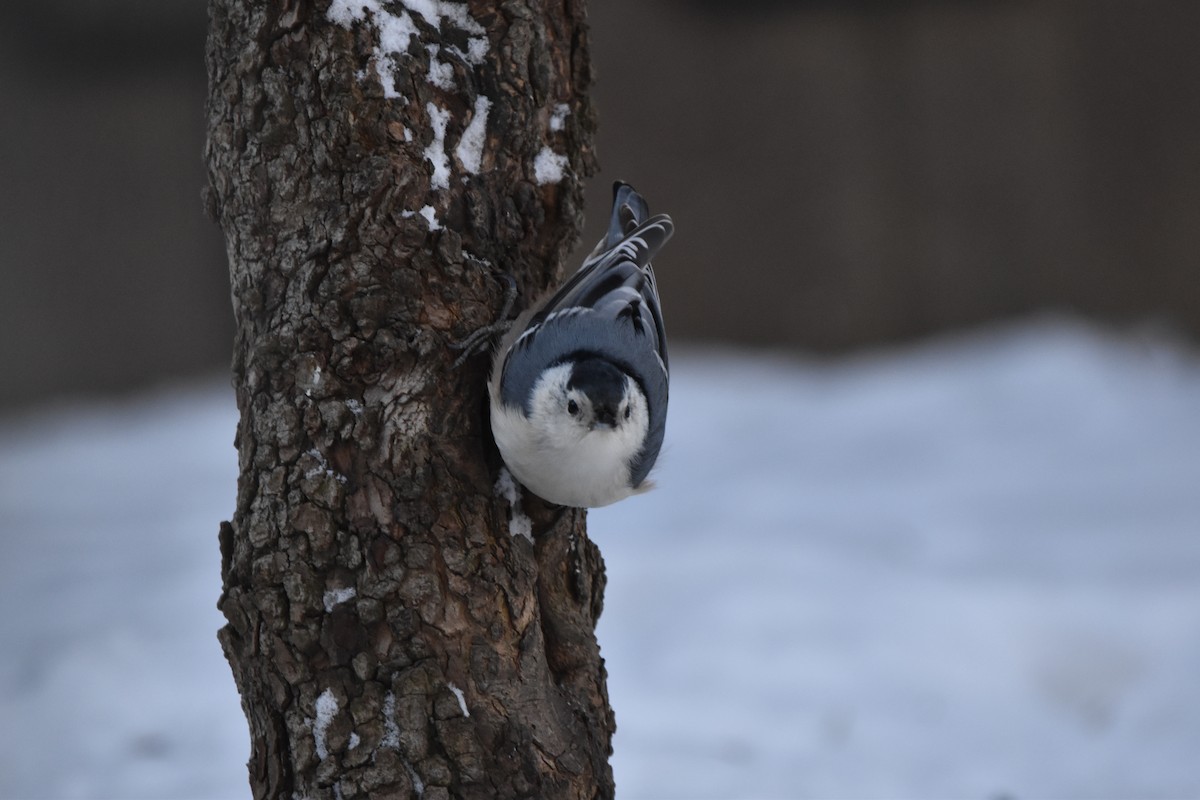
left=204, top=1, right=612, bottom=798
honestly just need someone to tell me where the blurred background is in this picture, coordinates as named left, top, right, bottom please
left=1, top=0, right=1198, bottom=408
left=2, top=1, right=1199, bottom=798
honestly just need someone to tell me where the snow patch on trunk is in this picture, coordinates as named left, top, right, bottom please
left=312, top=689, right=338, bottom=761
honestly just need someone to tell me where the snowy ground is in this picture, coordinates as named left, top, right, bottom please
left=2, top=318, right=1198, bottom=799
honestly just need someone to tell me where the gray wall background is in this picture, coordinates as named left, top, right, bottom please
left=2, top=0, right=1197, bottom=408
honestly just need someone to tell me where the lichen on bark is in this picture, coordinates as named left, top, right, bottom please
left=204, top=1, right=612, bottom=797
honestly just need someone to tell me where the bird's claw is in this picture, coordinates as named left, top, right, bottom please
left=450, top=273, right=518, bottom=368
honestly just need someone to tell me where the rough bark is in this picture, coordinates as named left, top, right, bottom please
left=204, top=1, right=611, bottom=798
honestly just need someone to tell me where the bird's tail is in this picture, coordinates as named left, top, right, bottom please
left=607, top=181, right=652, bottom=248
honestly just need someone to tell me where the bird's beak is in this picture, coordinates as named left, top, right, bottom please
left=591, top=406, right=617, bottom=430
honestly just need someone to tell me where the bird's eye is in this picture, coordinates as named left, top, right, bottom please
left=624, top=405, right=632, bottom=420
left=567, top=400, right=580, bottom=416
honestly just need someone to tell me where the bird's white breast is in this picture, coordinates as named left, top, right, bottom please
left=490, top=400, right=642, bottom=508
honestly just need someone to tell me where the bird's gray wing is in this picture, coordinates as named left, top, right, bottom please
left=498, top=184, right=674, bottom=486
left=527, top=182, right=672, bottom=371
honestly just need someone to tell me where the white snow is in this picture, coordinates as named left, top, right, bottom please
left=312, top=689, right=338, bottom=761
left=454, top=96, right=491, bottom=174
left=305, top=364, right=322, bottom=398
left=400, top=206, right=442, bottom=231
left=418, top=205, right=441, bottom=230
left=2, top=318, right=1199, bottom=798
left=372, top=11, right=417, bottom=99
left=494, top=467, right=533, bottom=542
left=464, top=37, right=489, bottom=64
left=327, top=0, right=417, bottom=100
left=549, top=103, right=570, bottom=132
left=406, top=1, right=487, bottom=66
left=404, top=760, right=426, bottom=797
left=448, top=683, right=469, bottom=717
left=424, top=102, right=452, bottom=190
left=328, top=0, right=486, bottom=99
left=326, top=1, right=489, bottom=183
left=304, top=447, right=347, bottom=485
left=424, top=45, right=454, bottom=91
left=402, top=0, right=485, bottom=37
left=533, top=147, right=568, bottom=185
left=381, top=691, right=400, bottom=750
left=326, top=0, right=379, bottom=26
left=323, top=586, right=357, bottom=613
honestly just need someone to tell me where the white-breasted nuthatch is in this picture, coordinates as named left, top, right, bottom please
left=488, top=182, right=674, bottom=508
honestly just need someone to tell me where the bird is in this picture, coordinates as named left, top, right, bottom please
left=487, top=182, right=674, bottom=508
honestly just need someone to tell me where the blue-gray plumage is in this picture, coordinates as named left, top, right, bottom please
left=488, top=182, right=674, bottom=507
